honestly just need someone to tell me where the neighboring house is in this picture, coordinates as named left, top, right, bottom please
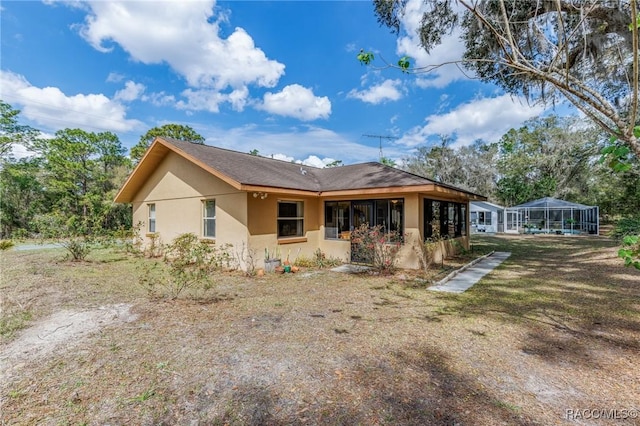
left=470, top=201, right=505, bottom=233
left=115, top=137, right=486, bottom=270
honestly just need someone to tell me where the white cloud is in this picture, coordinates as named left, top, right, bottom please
left=301, top=155, right=339, bottom=168
left=345, top=42, right=357, bottom=53
left=202, top=124, right=384, bottom=164
left=227, top=87, right=250, bottom=112
left=177, top=89, right=226, bottom=113
left=261, top=153, right=338, bottom=168
left=10, top=143, right=33, bottom=160
left=348, top=79, right=403, bottom=104
left=74, top=1, right=285, bottom=92
left=397, top=94, right=546, bottom=147
left=106, top=72, right=124, bottom=83
left=114, top=80, right=145, bottom=102
left=271, top=153, right=294, bottom=162
left=143, top=91, right=176, bottom=107
left=0, top=70, right=142, bottom=133
left=260, top=84, right=331, bottom=121
left=396, top=0, right=468, bottom=88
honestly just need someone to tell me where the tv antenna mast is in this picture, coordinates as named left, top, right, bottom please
left=362, top=134, right=398, bottom=160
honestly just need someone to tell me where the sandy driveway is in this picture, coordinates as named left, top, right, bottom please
left=1, top=304, right=137, bottom=383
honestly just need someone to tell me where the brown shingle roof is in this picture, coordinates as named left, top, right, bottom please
left=165, top=138, right=323, bottom=191
left=315, top=162, right=435, bottom=191
left=166, top=138, right=445, bottom=191
left=115, top=137, right=486, bottom=202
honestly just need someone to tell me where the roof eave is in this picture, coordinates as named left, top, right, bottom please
left=320, top=184, right=486, bottom=200
left=240, top=184, right=320, bottom=197
left=114, top=138, right=169, bottom=203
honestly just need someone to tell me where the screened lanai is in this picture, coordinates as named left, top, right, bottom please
left=504, top=197, right=599, bottom=235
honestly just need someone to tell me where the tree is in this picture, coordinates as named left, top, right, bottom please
left=456, top=140, right=499, bottom=199
left=0, top=157, right=47, bottom=238
left=368, top=0, right=640, bottom=158
left=495, top=116, right=600, bottom=206
left=403, top=137, right=499, bottom=198
left=131, top=124, right=205, bottom=163
left=38, top=128, right=129, bottom=232
left=404, top=135, right=465, bottom=182
left=379, top=156, right=397, bottom=167
left=0, top=100, right=39, bottom=159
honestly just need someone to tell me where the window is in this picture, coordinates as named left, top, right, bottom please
left=148, top=204, right=156, bottom=233
left=324, top=201, right=351, bottom=239
left=278, top=201, right=304, bottom=238
left=203, top=200, right=216, bottom=238
left=324, top=199, right=404, bottom=240
left=478, top=212, right=492, bottom=225
left=424, top=199, right=468, bottom=239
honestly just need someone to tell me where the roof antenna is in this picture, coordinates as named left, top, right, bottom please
left=362, top=134, right=398, bottom=160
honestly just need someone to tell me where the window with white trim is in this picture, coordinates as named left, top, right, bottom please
left=277, top=201, right=304, bottom=238
left=148, top=203, right=156, bottom=233
left=203, top=200, right=216, bottom=238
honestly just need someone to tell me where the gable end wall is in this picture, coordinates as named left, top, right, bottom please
left=131, top=152, right=248, bottom=259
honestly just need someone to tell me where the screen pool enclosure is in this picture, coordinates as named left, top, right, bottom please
left=503, top=197, right=599, bottom=235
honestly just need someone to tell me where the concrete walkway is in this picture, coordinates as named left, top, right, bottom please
left=331, top=264, right=371, bottom=274
left=13, top=243, right=63, bottom=251
left=429, top=251, right=511, bottom=294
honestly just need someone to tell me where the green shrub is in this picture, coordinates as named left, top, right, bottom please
left=415, top=232, right=445, bottom=271
left=61, top=237, right=93, bottom=261
left=350, top=224, right=402, bottom=274
left=313, top=248, right=343, bottom=268
left=611, top=216, right=640, bottom=240
left=619, top=235, right=640, bottom=270
left=139, top=233, right=236, bottom=299
left=0, top=240, right=15, bottom=251
left=145, top=233, right=164, bottom=258
left=611, top=216, right=640, bottom=270
left=294, top=254, right=316, bottom=268
left=292, top=250, right=342, bottom=269
left=10, top=228, right=29, bottom=241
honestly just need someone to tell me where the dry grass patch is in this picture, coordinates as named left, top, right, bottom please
left=1, top=236, right=638, bottom=425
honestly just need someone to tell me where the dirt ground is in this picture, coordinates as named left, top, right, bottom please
left=1, top=235, right=639, bottom=425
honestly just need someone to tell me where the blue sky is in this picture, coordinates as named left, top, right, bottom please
left=1, top=0, right=549, bottom=166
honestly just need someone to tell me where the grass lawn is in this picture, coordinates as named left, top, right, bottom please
left=1, top=235, right=639, bottom=425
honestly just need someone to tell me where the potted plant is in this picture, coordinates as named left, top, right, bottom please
left=566, top=218, right=576, bottom=228
left=264, top=247, right=281, bottom=273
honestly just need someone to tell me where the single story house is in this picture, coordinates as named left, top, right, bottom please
left=470, top=201, right=505, bottom=233
left=115, top=137, right=486, bottom=270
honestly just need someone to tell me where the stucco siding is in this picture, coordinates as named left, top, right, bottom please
left=247, top=195, right=322, bottom=268
left=127, top=152, right=472, bottom=271
left=130, top=152, right=247, bottom=251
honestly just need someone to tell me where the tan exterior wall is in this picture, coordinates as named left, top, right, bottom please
left=129, top=158, right=472, bottom=271
left=247, top=195, right=322, bottom=268
left=131, top=152, right=248, bottom=262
